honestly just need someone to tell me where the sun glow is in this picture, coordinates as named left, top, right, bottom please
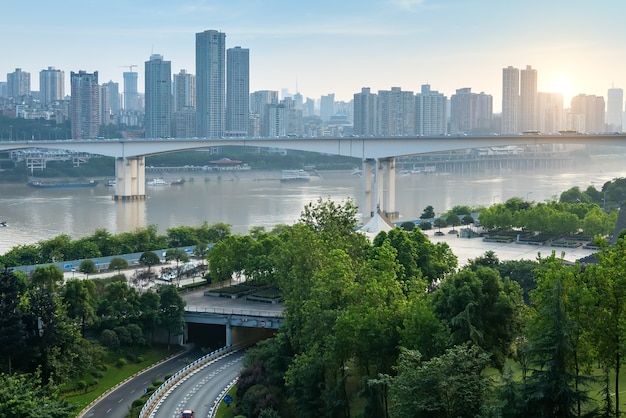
left=548, top=75, right=574, bottom=104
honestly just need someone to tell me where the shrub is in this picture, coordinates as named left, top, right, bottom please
left=116, top=357, right=128, bottom=367
left=136, top=355, right=145, bottom=363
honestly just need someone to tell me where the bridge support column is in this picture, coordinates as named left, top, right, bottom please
left=113, top=156, right=146, bottom=201
left=379, top=157, right=397, bottom=220
left=225, top=322, right=232, bottom=347
left=362, top=159, right=375, bottom=220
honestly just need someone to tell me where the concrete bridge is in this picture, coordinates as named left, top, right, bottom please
left=1, top=133, right=625, bottom=219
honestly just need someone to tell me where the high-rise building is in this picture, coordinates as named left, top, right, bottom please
left=39, top=67, right=64, bottom=106
left=172, top=69, right=196, bottom=138
left=571, top=94, right=606, bottom=133
left=144, top=54, right=172, bottom=138
left=520, top=65, right=537, bottom=132
left=450, top=88, right=493, bottom=134
left=226, top=46, right=250, bottom=137
left=377, top=87, right=415, bottom=136
left=502, top=66, right=519, bottom=134
left=173, top=69, right=195, bottom=112
left=70, top=71, right=100, bottom=139
left=7, top=68, right=30, bottom=98
left=123, top=71, right=141, bottom=111
left=100, top=81, right=120, bottom=125
left=196, top=29, right=226, bottom=138
left=320, top=94, right=335, bottom=122
left=415, top=84, right=447, bottom=135
left=353, top=87, right=378, bottom=136
left=536, top=92, right=564, bottom=133
left=606, top=87, right=623, bottom=132
left=250, top=90, right=279, bottom=136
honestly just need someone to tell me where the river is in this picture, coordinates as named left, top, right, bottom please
left=1, top=152, right=625, bottom=255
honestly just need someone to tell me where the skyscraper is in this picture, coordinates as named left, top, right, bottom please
left=571, top=94, right=606, bottom=133
left=123, top=71, right=140, bottom=111
left=377, top=87, right=415, bottom=136
left=353, top=87, right=378, bottom=136
left=502, top=66, right=519, bottom=134
left=450, top=88, right=493, bottom=134
left=415, top=84, right=447, bottom=135
left=520, top=65, right=537, bottom=132
left=606, top=87, right=623, bottom=132
left=144, top=54, right=172, bottom=138
left=100, top=81, right=120, bottom=125
left=320, top=94, right=335, bottom=122
left=172, top=69, right=196, bottom=138
left=39, top=67, right=64, bottom=106
left=250, top=90, right=279, bottom=136
left=7, top=68, right=30, bottom=98
left=196, top=29, right=226, bottom=138
left=226, top=46, right=250, bottom=137
left=70, top=71, right=100, bottom=139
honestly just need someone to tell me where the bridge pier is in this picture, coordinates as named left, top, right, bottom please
left=113, top=156, right=146, bottom=201
left=225, top=322, right=232, bottom=347
left=362, top=157, right=397, bottom=222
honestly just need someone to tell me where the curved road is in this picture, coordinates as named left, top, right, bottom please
left=80, top=346, right=205, bottom=418
left=151, top=350, right=245, bottom=418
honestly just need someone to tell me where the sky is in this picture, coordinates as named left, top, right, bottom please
left=2, top=0, right=626, bottom=112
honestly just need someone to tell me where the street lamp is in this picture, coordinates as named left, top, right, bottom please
left=493, top=194, right=500, bottom=205
left=526, top=192, right=533, bottom=201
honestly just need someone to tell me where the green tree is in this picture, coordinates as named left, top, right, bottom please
left=0, top=372, right=74, bottom=417
left=139, top=290, right=160, bottom=343
left=0, top=269, right=27, bottom=374
left=165, top=248, right=190, bottom=285
left=108, top=257, right=129, bottom=274
left=433, top=217, right=447, bottom=232
left=446, top=214, right=461, bottom=231
left=420, top=205, right=435, bottom=219
left=79, top=259, right=98, bottom=279
left=158, top=285, right=185, bottom=350
left=389, top=344, right=492, bottom=418
left=61, top=279, right=98, bottom=336
left=139, top=251, right=160, bottom=273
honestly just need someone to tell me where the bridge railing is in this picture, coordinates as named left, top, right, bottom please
left=139, top=345, right=235, bottom=418
left=185, top=305, right=284, bottom=318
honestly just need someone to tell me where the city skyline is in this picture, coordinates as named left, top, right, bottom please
left=1, top=0, right=625, bottom=111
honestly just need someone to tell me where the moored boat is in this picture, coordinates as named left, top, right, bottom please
left=27, top=179, right=99, bottom=188
left=280, top=169, right=310, bottom=183
left=170, top=178, right=186, bottom=185
left=146, top=178, right=168, bottom=186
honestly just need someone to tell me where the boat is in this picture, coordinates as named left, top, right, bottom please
left=106, top=179, right=117, bottom=187
left=146, top=178, right=168, bottom=186
left=27, top=179, right=99, bottom=188
left=170, top=178, right=186, bottom=185
left=280, top=169, right=310, bottom=183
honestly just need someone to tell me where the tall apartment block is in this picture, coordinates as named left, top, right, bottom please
left=123, top=71, right=141, bottom=111
left=606, top=87, right=623, bottom=132
left=144, top=54, right=172, bottom=139
left=353, top=87, right=378, bottom=136
left=536, top=92, right=564, bottom=133
left=70, top=71, right=100, bottom=139
left=520, top=65, right=537, bottom=132
left=450, top=88, right=493, bottom=134
left=196, top=29, right=226, bottom=138
left=172, top=69, right=196, bottom=138
left=100, top=81, right=120, bottom=125
left=250, top=90, right=278, bottom=137
left=502, top=66, right=519, bottom=134
left=571, top=94, right=606, bottom=133
left=7, top=68, right=30, bottom=98
left=415, top=84, right=447, bottom=135
left=39, top=67, right=64, bottom=106
left=378, top=87, right=415, bottom=136
left=226, top=46, right=250, bottom=137
left=320, top=94, right=335, bottom=122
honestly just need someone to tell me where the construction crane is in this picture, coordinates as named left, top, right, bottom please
left=120, top=65, right=137, bottom=72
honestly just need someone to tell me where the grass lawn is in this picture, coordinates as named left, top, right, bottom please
left=64, top=345, right=175, bottom=412
left=215, top=386, right=238, bottom=418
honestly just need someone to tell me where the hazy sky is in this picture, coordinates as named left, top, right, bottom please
left=2, top=0, right=625, bottom=111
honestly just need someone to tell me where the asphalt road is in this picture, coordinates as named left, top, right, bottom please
left=79, top=346, right=205, bottom=418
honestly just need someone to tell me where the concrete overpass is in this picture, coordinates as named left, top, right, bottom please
left=1, top=133, right=625, bottom=219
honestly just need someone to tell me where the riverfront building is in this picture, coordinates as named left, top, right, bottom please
left=415, top=84, right=447, bottom=136
left=144, top=54, right=172, bottom=139
left=123, top=71, right=141, bottom=111
left=606, top=87, right=623, bottom=132
left=520, top=65, right=537, bottom=132
left=39, top=67, right=64, bottom=106
left=226, top=46, right=250, bottom=137
left=100, top=81, right=120, bottom=125
left=70, top=71, right=100, bottom=139
left=7, top=68, right=30, bottom=99
left=196, top=29, right=226, bottom=138
left=353, top=87, right=378, bottom=136
left=502, top=66, right=520, bottom=134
